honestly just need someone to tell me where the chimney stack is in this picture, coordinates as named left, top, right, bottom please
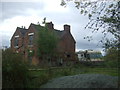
left=46, top=22, right=54, bottom=30
left=64, top=24, right=70, bottom=32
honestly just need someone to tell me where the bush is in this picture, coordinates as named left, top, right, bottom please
left=104, top=60, right=118, bottom=68
left=73, top=62, right=86, bottom=68
left=103, top=48, right=119, bottom=68
left=61, top=69, right=71, bottom=76
left=2, top=49, right=30, bottom=88
left=29, top=73, right=50, bottom=88
left=27, top=70, right=51, bottom=88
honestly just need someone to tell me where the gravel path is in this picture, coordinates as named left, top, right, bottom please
left=41, top=74, right=118, bottom=88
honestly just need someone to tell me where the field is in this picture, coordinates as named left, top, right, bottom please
left=28, top=65, right=119, bottom=88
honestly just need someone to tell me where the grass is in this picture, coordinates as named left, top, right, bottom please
left=27, top=65, right=118, bottom=88
left=78, top=67, right=118, bottom=76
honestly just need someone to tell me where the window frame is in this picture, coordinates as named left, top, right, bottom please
left=14, top=36, right=19, bottom=48
left=28, top=33, right=34, bottom=46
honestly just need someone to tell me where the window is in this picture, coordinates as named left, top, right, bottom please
left=14, top=37, right=19, bottom=47
left=29, top=35, right=34, bottom=45
left=66, top=53, right=71, bottom=58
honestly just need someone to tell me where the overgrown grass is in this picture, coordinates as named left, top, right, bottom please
left=27, top=65, right=118, bottom=88
left=79, top=67, right=118, bottom=76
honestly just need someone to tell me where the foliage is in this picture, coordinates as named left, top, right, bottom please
left=61, top=0, right=120, bottom=49
left=29, top=66, right=118, bottom=87
left=28, top=70, right=50, bottom=88
left=36, top=24, right=58, bottom=60
left=2, top=49, right=30, bottom=88
left=103, top=47, right=119, bottom=68
left=27, top=49, right=35, bottom=57
left=21, top=64, right=118, bottom=88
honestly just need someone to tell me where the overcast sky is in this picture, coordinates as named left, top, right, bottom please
left=0, top=0, right=110, bottom=54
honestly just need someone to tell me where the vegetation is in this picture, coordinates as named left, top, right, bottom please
left=61, top=0, right=119, bottom=73
left=27, top=49, right=35, bottom=57
left=28, top=65, right=118, bottom=88
left=36, top=23, right=58, bottom=62
left=27, top=70, right=50, bottom=88
left=103, top=47, right=119, bottom=68
left=2, top=49, right=30, bottom=88
left=2, top=49, right=118, bottom=88
left=61, top=0, right=120, bottom=50
left=25, top=60, right=118, bottom=88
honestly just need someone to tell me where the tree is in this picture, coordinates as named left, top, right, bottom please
left=2, top=49, right=30, bottom=88
left=104, top=47, right=119, bottom=68
left=61, top=0, right=120, bottom=50
left=36, top=22, right=58, bottom=63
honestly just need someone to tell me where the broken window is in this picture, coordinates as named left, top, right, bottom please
left=29, top=35, right=34, bottom=45
left=14, top=37, right=19, bottom=47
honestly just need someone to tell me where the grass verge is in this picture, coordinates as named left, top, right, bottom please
left=27, top=66, right=118, bottom=88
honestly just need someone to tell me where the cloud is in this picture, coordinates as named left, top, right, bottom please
left=42, top=0, right=70, bottom=13
left=0, top=15, right=46, bottom=47
left=1, top=0, right=43, bottom=2
left=0, top=0, right=107, bottom=54
left=1, top=2, right=44, bottom=21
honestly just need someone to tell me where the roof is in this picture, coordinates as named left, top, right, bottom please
left=17, top=27, right=28, bottom=36
left=29, top=23, right=45, bottom=32
left=30, top=23, right=66, bottom=39
left=54, top=29, right=65, bottom=38
left=11, top=23, right=76, bottom=44
left=15, top=23, right=75, bottom=43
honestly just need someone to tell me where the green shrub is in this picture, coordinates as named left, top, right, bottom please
left=2, top=49, right=30, bottom=88
left=103, top=48, right=119, bottom=68
left=62, top=69, right=71, bottom=76
left=28, top=71, right=50, bottom=88
left=104, top=60, right=118, bottom=68
left=54, top=68, right=73, bottom=76
left=73, top=62, right=86, bottom=68
left=39, top=73, right=50, bottom=85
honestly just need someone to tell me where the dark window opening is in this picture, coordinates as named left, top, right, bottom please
left=23, top=51, right=25, bottom=55
left=14, top=38, right=19, bottom=47
left=29, top=35, right=34, bottom=45
left=67, top=54, right=70, bottom=58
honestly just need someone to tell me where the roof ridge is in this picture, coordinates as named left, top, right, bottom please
left=17, top=27, right=28, bottom=30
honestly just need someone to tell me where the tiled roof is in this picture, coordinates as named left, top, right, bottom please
left=17, top=27, right=28, bottom=36
left=16, top=23, right=75, bottom=43
left=54, top=29, right=65, bottom=38
left=30, top=23, right=65, bottom=39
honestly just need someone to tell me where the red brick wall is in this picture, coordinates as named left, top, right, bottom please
left=11, top=28, right=23, bottom=53
left=57, top=32, right=75, bottom=53
left=11, top=23, right=76, bottom=65
left=23, top=24, right=39, bottom=64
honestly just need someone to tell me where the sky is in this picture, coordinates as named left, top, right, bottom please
left=0, top=0, right=110, bottom=55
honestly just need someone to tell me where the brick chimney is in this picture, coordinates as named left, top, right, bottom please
left=64, top=24, right=70, bottom=33
left=46, top=22, right=54, bottom=30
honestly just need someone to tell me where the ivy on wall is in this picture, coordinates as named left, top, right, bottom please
left=27, top=49, right=34, bottom=57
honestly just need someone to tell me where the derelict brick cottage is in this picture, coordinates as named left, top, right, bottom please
left=11, top=22, right=76, bottom=65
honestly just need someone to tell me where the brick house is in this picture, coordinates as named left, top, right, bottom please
left=11, top=22, right=76, bottom=65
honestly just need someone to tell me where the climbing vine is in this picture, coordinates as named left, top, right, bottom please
left=27, top=49, right=35, bottom=57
